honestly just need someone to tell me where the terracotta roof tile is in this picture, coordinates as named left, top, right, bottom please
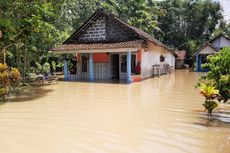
left=52, top=40, right=143, bottom=51
left=175, top=50, right=186, bottom=59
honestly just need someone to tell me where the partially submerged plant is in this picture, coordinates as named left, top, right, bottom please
left=198, top=83, right=219, bottom=116
left=0, top=63, right=21, bottom=102
left=202, top=101, right=218, bottom=116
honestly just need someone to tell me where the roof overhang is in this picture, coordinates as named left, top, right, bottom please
left=52, top=40, right=143, bottom=54
left=52, top=47, right=139, bottom=54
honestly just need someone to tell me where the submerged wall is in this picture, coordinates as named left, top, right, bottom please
left=141, top=42, right=175, bottom=79
left=75, top=53, right=111, bottom=80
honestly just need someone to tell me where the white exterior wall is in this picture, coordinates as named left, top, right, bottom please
left=211, top=37, right=221, bottom=50
left=220, top=36, right=230, bottom=48
left=211, top=36, right=230, bottom=50
left=141, top=42, right=175, bottom=79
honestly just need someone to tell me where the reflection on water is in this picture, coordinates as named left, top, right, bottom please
left=0, top=70, right=229, bottom=153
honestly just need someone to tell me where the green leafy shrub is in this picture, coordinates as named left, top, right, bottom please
left=0, top=63, right=21, bottom=102
left=35, top=62, right=51, bottom=75
left=42, top=62, right=51, bottom=75
left=202, top=47, right=230, bottom=102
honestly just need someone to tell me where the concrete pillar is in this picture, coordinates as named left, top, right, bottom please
left=89, top=53, right=94, bottom=81
left=64, top=59, right=68, bottom=81
left=196, top=53, right=199, bottom=72
left=127, top=51, right=132, bottom=83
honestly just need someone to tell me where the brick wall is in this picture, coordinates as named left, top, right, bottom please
left=79, top=17, right=106, bottom=42
left=106, top=17, right=136, bottom=42
left=78, top=16, right=137, bottom=43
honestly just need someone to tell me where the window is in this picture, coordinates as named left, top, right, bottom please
left=120, top=54, right=136, bottom=73
left=81, top=55, right=88, bottom=72
left=160, top=55, right=165, bottom=62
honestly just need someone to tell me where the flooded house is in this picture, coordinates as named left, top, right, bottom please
left=175, top=50, right=186, bottom=69
left=52, top=9, right=176, bottom=83
left=194, top=34, right=230, bottom=72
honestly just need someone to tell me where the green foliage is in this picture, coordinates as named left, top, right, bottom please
left=51, top=61, right=56, bottom=72
left=0, top=0, right=67, bottom=76
left=203, top=100, right=218, bottom=116
left=198, top=82, right=219, bottom=116
left=202, top=47, right=230, bottom=102
left=100, top=0, right=163, bottom=33
left=155, top=0, right=223, bottom=56
left=43, top=62, right=51, bottom=75
left=0, top=63, right=21, bottom=102
left=0, top=0, right=227, bottom=76
left=199, top=83, right=219, bottom=100
left=35, top=62, right=51, bottom=75
left=213, top=22, right=230, bottom=38
left=35, top=62, right=43, bottom=73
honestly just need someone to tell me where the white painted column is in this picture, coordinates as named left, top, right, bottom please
left=127, top=51, right=132, bottom=83
left=64, top=59, right=68, bottom=81
left=89, top=53, right=94, bottom=81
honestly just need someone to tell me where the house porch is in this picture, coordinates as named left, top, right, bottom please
left=53, top=41, right=143, bottom=83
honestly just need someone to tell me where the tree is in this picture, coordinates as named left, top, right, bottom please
left=100, top=0, right=164, bottom=33
left=213, top=21, right=230, bottom=38
left=155, top=0, right=223, bottom=57
left=0, top=0, right=67, bottom=79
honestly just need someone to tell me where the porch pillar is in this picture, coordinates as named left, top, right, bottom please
left=196, top=53, right=199, bottom=72
left=199, top=54, right=202, bottom=71
left=89, top=53, right=94, bottom=81
left=64, top=59, right=68, bottom=81
left=127, top=51, right=132, bottom=83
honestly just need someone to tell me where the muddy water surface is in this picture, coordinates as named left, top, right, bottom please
left=0, top=70, right=230, bottom=153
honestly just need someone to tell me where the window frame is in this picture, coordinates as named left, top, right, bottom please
left=120, top=53, right=137, bottom=74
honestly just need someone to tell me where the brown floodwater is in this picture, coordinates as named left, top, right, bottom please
left=0, top=70, right=230, bottom=153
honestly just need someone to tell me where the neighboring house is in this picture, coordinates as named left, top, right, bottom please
left=175, top=50, right=186, bottom=69
left=194, top=34, right=230, bottom=72
left=52, top=9, right=176, bottom=83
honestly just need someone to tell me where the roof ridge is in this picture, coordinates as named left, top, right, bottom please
left=209, top=33, right=230, bottom=43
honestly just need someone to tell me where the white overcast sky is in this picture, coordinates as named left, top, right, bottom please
left=219, top=0, right=230, bottom=22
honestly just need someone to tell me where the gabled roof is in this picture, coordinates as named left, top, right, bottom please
left=193, top=42, right=217, bottom=56
left=54, top=9, right=176, bottom=56
left=64, top=10, right=172, bottom=46
left=209, top=34, right=230, bottom=44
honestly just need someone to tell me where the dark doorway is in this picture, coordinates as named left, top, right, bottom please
left=111, top=54, right=119, bottom=79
